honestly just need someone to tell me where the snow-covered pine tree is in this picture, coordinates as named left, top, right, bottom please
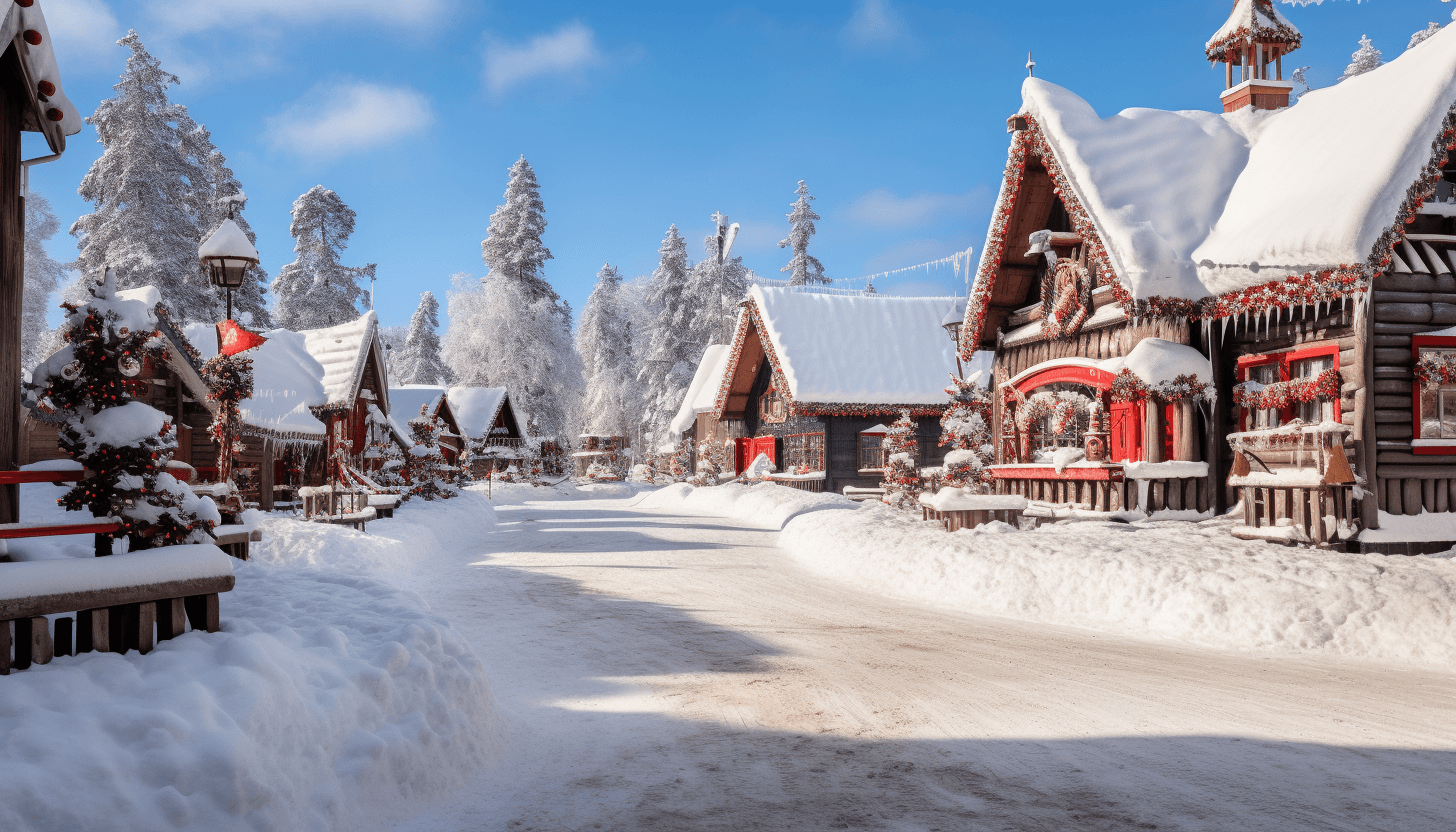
left=193, top=131, right=271, bottom=327
left=394, top=291, right=451, bottom=385
left=406, top=407, right=458, bottom=500
left=482, top=155, right=557, bottom=304
left=880, top=411, right=921, bottom=509
left=25, top=270, right=218, bottom=552
left=1409, top=22, right=1442, bottom=50
left=578, top=264, right=641, bottom=440
left=70, top=31, right=216, bottom=324
left=442, top=272, right=582, bottom=440
left=272, top=186, right=375, bottom=329
left=1338, top=35, right=1383, bottom=82
left=779, top=180, right=828, bottom=286
left=685, top=235, right=753, bottom=346
left=22, top=190, right=66, bottom=369
left=939, top=374, right=993, bottom=490
left=638, top=225, right=700, bottom=448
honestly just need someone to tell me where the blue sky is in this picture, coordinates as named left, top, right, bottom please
left=27, top=0, right=1448, bottom=330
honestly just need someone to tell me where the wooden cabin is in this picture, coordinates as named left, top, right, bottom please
left=24, top=290, right=219, bottom=475
left=958, top=2, right=1456, bottom=549
left=711, top=286, right=960, bottom=493
left=389, top=385, right=465, bottom=466
left=574, top=434, right=626, bottom=479
left=445, top=386, right=525, bottom=478
left=1, top=6, right=83, bottom=522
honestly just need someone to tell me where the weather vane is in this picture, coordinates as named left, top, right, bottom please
left=1027, top=51, right=1035, bottom=78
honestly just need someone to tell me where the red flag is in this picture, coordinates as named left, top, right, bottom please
left=217, top=319, right=267, bottom=356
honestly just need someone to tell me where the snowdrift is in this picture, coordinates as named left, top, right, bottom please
left=0, top=487, right=503, bottom=832
left=637, top=482, right=856, bottom=530
left=649, top=483, right=1456, bottom=668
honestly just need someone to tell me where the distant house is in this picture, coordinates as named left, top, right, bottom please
left=389, top=385, right=465, bottom=466
left=445, top=387, right=525, bottom=477
left=667, top=344, right=731, bottom=457
left=712, top=286, right=964, bottom=493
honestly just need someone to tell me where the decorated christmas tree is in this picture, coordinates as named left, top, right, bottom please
left=406, top=407, right=458, bottom=500
left=692, top=438, right=723, bottom=486
left=671, top=438, right=693, bottom=481
left=881, top=411, right=921, bottom=509
left=197, top=321, right=261, bottom=487
left=364, top=404, right=410, bottom=493
left=25, top=270, right=218, bottom=552
left=940, top=374, right=993, bottom=490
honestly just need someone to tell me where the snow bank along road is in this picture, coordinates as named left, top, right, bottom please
left=399, top=486, right=1456, bottom=832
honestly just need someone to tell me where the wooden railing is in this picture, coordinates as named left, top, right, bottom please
left=0, top=470, right=121, bottom=557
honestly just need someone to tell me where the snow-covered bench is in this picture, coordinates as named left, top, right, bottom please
left=1, top=544, right=235, bottom=674
left=343, top=467, right=404, bottom=518
left=920, top=490, right=1029, bottom=532
left=299, top=485, right=377, bottom=530
left=211, top=524, right=263, bottom=560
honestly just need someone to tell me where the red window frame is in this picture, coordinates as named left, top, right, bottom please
left=1234, top=342, right=1340, bottom=431
left=783, top=432, right=825, bottom=473
left=1412, top=334, right=1456, bottom=454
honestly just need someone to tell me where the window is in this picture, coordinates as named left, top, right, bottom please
left=1415, top=342, right=1456, bottom=446
left=1029, top=382, right=1095, bottom=452
left=859, top=428, right=887, bottom=471
left=759, top=387, right=786, bottom=424
left=784, top=433, right=825, bottom=473
left=1247, top=362, right=1281, bottom=429
left=1236, top=344, right=1340, bottom=431
left=1292, top=355, right=1335, bottom=424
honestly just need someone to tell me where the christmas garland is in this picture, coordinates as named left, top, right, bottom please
left=1232, top=368, right=1341, bottom=411
left=1014, top=391, right=1088, bottom=437
left=1203, top=0, right=1301, bottom=63
left=200, top=353, right=253, bottom=482
left=1415, top=352, right=1456, bottom=390
left=712, top=299, right=792, bottom=421
left=1110, top=267, right=1367, bottom=323
left=1108, top=370, right=1214, bottom=404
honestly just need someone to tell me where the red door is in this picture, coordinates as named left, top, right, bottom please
left=752, top=436, right=777, bottom=469
left=733, top=438, right=752, bottom=474
left=1109, top=402, right=1139, bottom=462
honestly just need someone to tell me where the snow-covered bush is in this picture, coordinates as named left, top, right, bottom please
left=406, top=408, right=458, bottom=500
left=939, top=374, right=993, bottom=490
left=25, top=271, right=217, bottom=550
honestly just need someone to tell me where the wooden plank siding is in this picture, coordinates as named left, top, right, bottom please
left=1, top=45, right=25, bottom=522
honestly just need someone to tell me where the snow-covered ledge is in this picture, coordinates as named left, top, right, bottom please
left=1122, top=461, right=1208, bottom=480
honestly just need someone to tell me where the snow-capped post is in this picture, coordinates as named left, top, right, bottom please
left=881, top=411, right=921, bottom=509
left=25, top=270, right=218, bottom=554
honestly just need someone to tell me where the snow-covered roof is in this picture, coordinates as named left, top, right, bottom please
left=737, top=286, right=959, bottom=408
left=1205, top=0, right=1301, bottom=63
left=198, top=219, right=259, bottom=261
left=1004, top=338, right=1211, bottom=390
left=1008, top=24, right=1456, bottom=303
left=1, top=2, right=85, bottom=146
left=233, top=329, right=329, bottom=436
left=446, top=387, right=515, bottom=440
left=300, top=311, right=383, bottom=410
left=389, top=385, right=447, bottom=423
left=668, top=344, right=730, bottom=435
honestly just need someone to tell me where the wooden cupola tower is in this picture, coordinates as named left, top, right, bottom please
left=1206, top=0, right=1302, bottom=113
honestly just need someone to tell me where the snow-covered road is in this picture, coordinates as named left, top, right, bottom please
left=396, top=490, right=1456, bottom=831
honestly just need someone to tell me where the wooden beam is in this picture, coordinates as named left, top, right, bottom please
left=0, top=48, right=24, bottom=523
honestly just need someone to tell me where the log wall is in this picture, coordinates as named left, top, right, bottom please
left=1368, top=273, right=1456, bottom=517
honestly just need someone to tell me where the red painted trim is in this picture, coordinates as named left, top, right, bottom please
left=0, top=521, right=124, bottom=540
left=0, top=470, right=85, bottom=484
left=1413, top=445, right=1456, bottom=455
left=1013, top=365, right=1118, bottom=395
left=1411, top=334, right=1456, bottom=445
left=991, top=465, right=1125, bottom=483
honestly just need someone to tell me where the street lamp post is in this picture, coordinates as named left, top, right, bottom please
left=198, top=213, right=259, bottom=322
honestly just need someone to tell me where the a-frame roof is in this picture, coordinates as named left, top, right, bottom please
left=300, top=311, right=390, bottom=415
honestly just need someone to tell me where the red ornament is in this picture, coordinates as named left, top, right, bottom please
left=37, top=80, right=55, bottom=97
left=46, top=108, right=63, bottom=122
left=23, top=30, right=42, bottom=46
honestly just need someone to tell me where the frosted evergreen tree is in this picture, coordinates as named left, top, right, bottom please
left=638, top=225, right=699, bottom=446
left=481, top=155, right=558, bottom=305
left=578, top=264, right=641, bottom=439
left=1409, top=22, right=1442, bottom=50
left=70, top=31, right=216, bottom=324
left=442, top=272, right=582, bottom=440
left=395, top=291, right=451, bottom=385
left=193, top=129, right=270, bottom=327
left=778, top=180, right=828, bottom=286
left=273, top=186, right=375, bottom=329
left=22, top=190, right=67, bottom=369
left=1337, top=35, right=1383, bottom=82
left=685, top=234, right=754, bottom=347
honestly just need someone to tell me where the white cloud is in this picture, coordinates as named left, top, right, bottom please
left=846, top=187, right=989, bottom=228
left=267, top=81, right=433, bottom=161
left=148, top=0, right=449, bottom=34
left=43, top=0, right=124, bottom=72
left=483, top=22, right=602, bottom=97
left=844, top=0, right=912, bottom=49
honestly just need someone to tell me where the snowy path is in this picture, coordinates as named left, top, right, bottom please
left=396, top=492, right=1456, bottom=831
